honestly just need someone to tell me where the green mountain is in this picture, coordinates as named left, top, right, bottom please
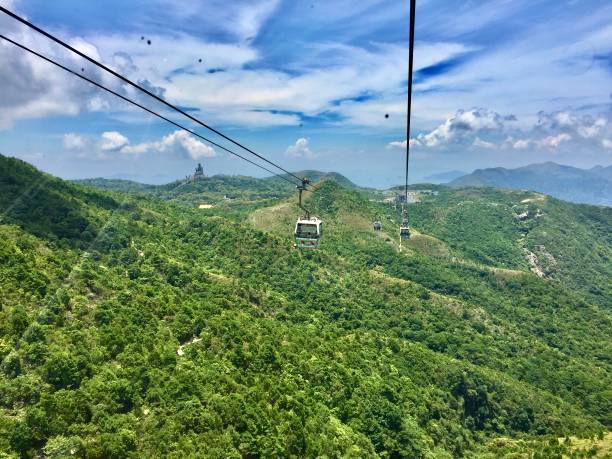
left=1, top=154, right=610, bottom=458
left=74, top=170, right=356, bottom=207
left=74, top=178, right=156, bottom=193
left=449, top=162, right=612, bottom=206
left=277, top=170, right=359, bottom=189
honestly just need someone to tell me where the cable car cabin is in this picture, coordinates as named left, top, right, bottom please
left=400, top=225, right=410, bottom=240
left=294, top=217, right=322, bottom=249
left=373, top=221, right=382, bottom=231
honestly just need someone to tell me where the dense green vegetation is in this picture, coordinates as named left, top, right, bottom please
left=1, top=154, right=610, bottom=458
left=409, top=187, right=612, bottom=308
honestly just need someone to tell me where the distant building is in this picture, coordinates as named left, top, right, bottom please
left=416, top=189, right=439, bottom=196
left=193, top=163, right=205, bottom=179
left=389, top=190, right=438, bottom=205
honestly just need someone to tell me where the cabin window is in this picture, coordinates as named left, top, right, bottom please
left=297, top=224, right=318, bottom=237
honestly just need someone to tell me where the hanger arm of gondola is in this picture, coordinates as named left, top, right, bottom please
left=297, top=178, right=310, bottom=218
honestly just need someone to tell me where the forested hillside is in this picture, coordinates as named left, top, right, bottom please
left=1, top=155, right=610, bottom=458
left=408, top=188, right=612, bottom=308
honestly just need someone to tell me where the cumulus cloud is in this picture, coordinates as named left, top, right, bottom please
left=62, top=133, right=88, bottom=150
left=100, top=131, right=129, bottom=151
left=388, top=108, right=612, bottom=154
left=388, top=108, right=507, bottom=150
left=508, top=111, right=610, bottom=151
left=118, top=130, right=216, bottom=159
left=536, top=111, right=608, bottom=139
left=0, top=22, right=124, bottom=129
left=416, top=108, right=505, bottom=147
left=285, top=138, right=314, bottom=158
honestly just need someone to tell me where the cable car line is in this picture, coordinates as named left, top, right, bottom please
left=400, top=0, right=416, bottom=246
left=0, top=6, right=307, bottom=186
left=0, top=34, right=299, bottom=187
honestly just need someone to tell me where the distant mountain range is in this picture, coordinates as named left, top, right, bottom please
left=423, top=170, right=467, bottom=183
left=449, top=162, right=612, bottom=206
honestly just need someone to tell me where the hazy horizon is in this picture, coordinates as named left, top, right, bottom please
left=8, top=153, right=609, bottom=189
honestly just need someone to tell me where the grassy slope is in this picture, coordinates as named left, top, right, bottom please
left=0, top=156, right=610, bottom=457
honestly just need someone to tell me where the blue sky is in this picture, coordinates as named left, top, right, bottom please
left=1, top=0, right=611, bottom=186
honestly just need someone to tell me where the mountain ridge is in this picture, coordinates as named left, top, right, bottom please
left=449, top=162, right=612, bottom=206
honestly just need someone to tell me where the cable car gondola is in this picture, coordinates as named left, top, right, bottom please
left=294, top=178, right=322, bottom=249
left=295, top=216, right=322, bottom=248
left=400, top=222, right=410, bottom=240
left=373, top=221, right=382, bottom=231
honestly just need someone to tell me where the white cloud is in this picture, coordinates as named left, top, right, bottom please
left=119, top=130, right=216, bottom=159
left=536, top=111, right=609, bottom=141
left=512, top=139, right=531, bottom=150
left=62, top=133, right=88, bottom=150
left=87, top=96, right=111, bottom=112
left=0, top=6, right=488, bottom=131
left=386, top=139, right=419, bottom=149
left=154, top=0, right=280, bottom=41
left=159, top=131, right=216, bottom=159
left=602, top=139, right=612, bottom=149
left=410, top=108, right=506, bottom=148
left=100, top=131, right=129, bottom=151
left=234, top=0, right=281, bottom=41
left=473, top=137, right=496, bottom=149
left=537, top=133, right=572, bottom=149
left=285, top=138, right=314, bottom=158
left=220, top=110, right=300, bottom=127
left=578, top=117, right=607, bottom=139
left=0, top=17, right=258, bottom=128
left=0, top=0, right=20, bottom=10
left=0, top=26, right=473, bottom=130
left=510, top=133, right=572, bottom=150
left=0, top=22, right=122, bottom=129
left=68, top=37, right=102, bottom=61
left=166, top=41, right=473, bottom=128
